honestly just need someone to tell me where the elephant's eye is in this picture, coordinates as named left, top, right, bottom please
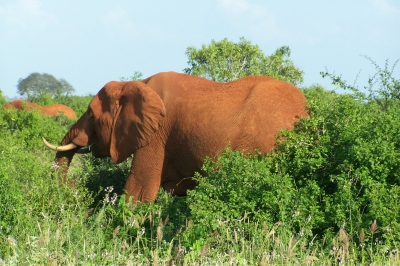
left=88, top=111, right=94, bottom=119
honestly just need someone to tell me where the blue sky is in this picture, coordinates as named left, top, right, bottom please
left=1, top=0, right=399, bottom=98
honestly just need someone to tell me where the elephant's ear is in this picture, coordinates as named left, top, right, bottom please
left=110, top=81, right=166, bottom=163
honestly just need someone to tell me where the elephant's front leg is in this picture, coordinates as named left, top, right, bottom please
left=124, top=143, right=165, bottom=204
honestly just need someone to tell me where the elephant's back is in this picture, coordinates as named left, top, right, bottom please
left=232, top=79, right=308, bottom=152
left=3, top=100, right=41, bottom=110
left=176, top=75, right=307, bottom=154
left=44, top=104, right=77, bottom=119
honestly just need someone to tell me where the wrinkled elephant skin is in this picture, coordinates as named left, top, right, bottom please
left=44, top=72, right=308, bottom=203
left=3, top=100, right=77, bottom=119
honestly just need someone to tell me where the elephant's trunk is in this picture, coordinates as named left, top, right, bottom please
left=54, top=133, right=81, bottom=185
left=44, top=124, right=90, bottom=186
left=54, top=150, right=76, bottom=182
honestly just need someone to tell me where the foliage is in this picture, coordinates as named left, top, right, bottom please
left=17, top=72, right=75, bottom=101
left=186, top=150, right=317, bottom=234
left=120, top=71, right=143, bottom=81
left=54, top=94, right=93, bottom=117
left=0, top=89, right=6, bottom=106
left=321, top=56, right=400, bottom=111
left=365, top=57, right=400, bottom=105
left=184, top=37, right=304, bottom=85
left=1, top=108, right=74, bottom=149
left=279, top=91, right=400, bottom=236
left=0, top=107, right=84, bottom=259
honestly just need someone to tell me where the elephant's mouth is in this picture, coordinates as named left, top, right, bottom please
left=76, top=144, right=93, bottom=154
left=42, top=137, right=92, bottom=154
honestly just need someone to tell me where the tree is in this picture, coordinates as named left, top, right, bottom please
left=321, top=56, right=400, bottom=111
left=119, top=71, right=143, bottom=81
left=184, top=37, right=304, bottom=86
left=17, top=73, right=75, bottom=100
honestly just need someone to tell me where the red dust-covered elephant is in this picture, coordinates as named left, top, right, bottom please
left=3, top=100, right=77, bottom=119
left=43, top=72, right=308, bottom=203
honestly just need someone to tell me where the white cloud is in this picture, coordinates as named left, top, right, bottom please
left=219, top=0, right=267, bottom=18
left=103, top=7, right=135, bottom=35
left=220, top=0, right=250, bottom=14
left=219, top=0, right=278, bottom=35
left=372, top=0, right=400, bottom=15
left=0, top=0, right=56, bottom=31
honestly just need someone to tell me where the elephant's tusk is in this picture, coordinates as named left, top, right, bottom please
left=42, top=137, right=78, bottom=152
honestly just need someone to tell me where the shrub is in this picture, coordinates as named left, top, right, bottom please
left=1, top=107, right=73, bottom=149
left=54, top=95, right=93, bottom=117
left=0, top=89, right=6, bottom=106
left=0, top=108, right=92, bottom=259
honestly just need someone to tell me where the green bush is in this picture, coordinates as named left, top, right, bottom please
left=54, top=95, right=93, bottom=117
left=279, top=92, right=400, bottom=237
left=1, top=107, right=73, bottom=149
left=0, top=108, right=92, bottom=259
left=0, top=89, right=6, bottom=106
left=186, top=149, right=320, bottom=233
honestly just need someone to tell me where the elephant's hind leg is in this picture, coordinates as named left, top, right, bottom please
left=160, top=165, right=198, bottom=196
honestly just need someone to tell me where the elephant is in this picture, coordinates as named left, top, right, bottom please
left=43, top=72, right=308, bottom=203
left=3, top=100, right=77, bottom=119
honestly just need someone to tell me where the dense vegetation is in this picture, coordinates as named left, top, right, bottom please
left=0, top=58, right=399, bottom=264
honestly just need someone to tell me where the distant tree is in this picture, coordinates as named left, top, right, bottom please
left=17, top=73, right=75, bottom=101
left=120, top=71, right=143, bottom=81
left=184, top=37, right=304, bottom=86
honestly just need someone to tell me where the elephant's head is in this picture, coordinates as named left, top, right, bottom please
left=43, top=81, right=166, bottom=176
